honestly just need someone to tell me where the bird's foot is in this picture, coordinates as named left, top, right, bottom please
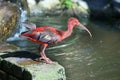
left=38, top=57, right=54, bottom=64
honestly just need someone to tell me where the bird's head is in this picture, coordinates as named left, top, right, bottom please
left=68, top=17, right=80, bottom=26
left=68, top=17, right=92, bottom=37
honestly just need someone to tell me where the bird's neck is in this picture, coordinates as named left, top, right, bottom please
left=62, top=24, right=74, bottom=40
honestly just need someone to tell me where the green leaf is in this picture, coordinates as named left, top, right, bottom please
left=65, top=0, right=72, bottom=8
left=63, top=0, right=72, bottom=8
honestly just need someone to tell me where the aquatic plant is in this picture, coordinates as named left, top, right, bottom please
left=60, top=0, right=72, bottom=9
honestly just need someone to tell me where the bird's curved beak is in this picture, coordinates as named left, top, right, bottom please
left=78, top=23, right=92, bottom=37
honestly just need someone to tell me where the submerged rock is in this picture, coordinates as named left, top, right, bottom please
left=112, top=0, right=120, bottom=16
left=81, top=0, right=112, bottom=20
left=3, top=0, right=30, bottom=16
left=0, top=42, right=19, bottom=52
left=0, top=2, right=20, bottom=42
left=83, top=0, right=120, bottom=20
left=0, top=51, right=66, bottom=80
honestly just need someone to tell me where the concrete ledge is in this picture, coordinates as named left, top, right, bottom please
left=0, top=51, right=66, bottom=80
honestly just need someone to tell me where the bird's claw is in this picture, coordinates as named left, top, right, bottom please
left=38, top=57, right=54, bottom=64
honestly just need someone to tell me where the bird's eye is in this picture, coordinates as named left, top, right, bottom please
left=75, top=20, right=79, bottom=25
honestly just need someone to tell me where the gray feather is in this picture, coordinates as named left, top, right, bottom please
left=33, top=31, right=59, bottom=44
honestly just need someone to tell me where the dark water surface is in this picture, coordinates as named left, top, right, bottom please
left=11, top=16, right=120, bottom=80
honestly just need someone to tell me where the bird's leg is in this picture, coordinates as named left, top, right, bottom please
left=39, top=44, right=54, bottom=64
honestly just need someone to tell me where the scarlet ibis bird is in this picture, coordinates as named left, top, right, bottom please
left=20, top=17, right=92, bottom=64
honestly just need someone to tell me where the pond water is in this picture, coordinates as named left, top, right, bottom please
left=10, top=16, right=120, bottom=80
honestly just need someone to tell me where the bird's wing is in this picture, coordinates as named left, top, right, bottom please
left=32, top=27, right=60, bottom=44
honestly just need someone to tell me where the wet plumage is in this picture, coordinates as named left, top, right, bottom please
left=31, top=27, right=60, bottom=44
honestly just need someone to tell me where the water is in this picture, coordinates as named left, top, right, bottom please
left=7, top=10, right=28, bottom=41
left=9, top=16, right=120, bottom=80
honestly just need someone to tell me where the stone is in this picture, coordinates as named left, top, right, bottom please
left=27, top=0, right=60, bottom=15
left=0, top=70, right=7, bottom=80
left=0, top=57, right=2, bottom=69
left=26, top=0, right=89, bottom=18
left=0, top=42, right=19, bottom=52
left=113, top=20, right=120, bottom=29
left=82, top=0, right=120, bottom=20
left=4, top=0, right=30, bottom=16
left=23, top=70, right=32, bottom=80
left=77, top=0, right=89, bottom=10
left=9, top=75, right=18, bottom=80
left=112, top=0, right=120, bottom=13
left=1, top=60, right=24, bottom=79
left=23, top=62, right=66, bottom=80
left=66, top=3, right=89, bottom=18
left=83, top=0, right=111, bottom=10
left=83, top=0, right=112, bottom=19
left=0, top=2, right=20, bottom=42
left=0, top=51, right=66, bottom=80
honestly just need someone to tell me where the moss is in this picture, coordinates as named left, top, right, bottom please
left=0, top=2, right=20, bottom=42
left=0, top=51, right=66, bottom=80
left=23, top=63, right=66, bottom=80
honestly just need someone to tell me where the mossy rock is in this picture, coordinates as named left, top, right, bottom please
left=0, top=51, right=66, bottom=80
left=0, top=42, right=19, bottom=52
left=0, top=2, right=20, bottom=42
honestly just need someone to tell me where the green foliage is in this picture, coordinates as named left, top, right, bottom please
left=60, top=0, right=72, bottom=9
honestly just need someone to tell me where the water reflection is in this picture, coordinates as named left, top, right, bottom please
left=10, top=16, right=120, bottom=80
